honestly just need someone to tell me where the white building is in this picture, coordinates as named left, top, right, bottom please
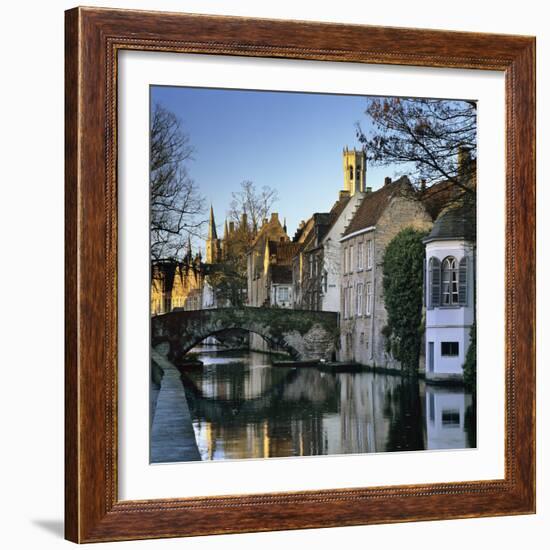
left=424, top=203, right=475, bottom=382
left=320, top=190, right=365, bottom=312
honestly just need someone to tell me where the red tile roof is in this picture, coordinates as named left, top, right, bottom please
left=267, top=241, right=302, bottom=264
left=342, top=176, right=412, bottom=237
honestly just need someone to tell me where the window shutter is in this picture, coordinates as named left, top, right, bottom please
left=459, top=256, right=468, bottom=305
left=430, top=257, right=441, bottom=308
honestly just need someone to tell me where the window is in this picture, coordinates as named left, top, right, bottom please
left=349, top=165, right=353, bottom=180
left=342, top=285, right=348, bottom=318
left=349, top=245, right=354, bottom=273
left=429, top=257, right=441, bottom=308
left=357, top=242, right=364, bottom=270
left=343, top=247, right=347, bottom=274
left=366, top=282, right=373, bottom=315
left=441, top=256, right=459, bottom=305
left=441, top=410, right=460, bottom=426
left=459, top=256, right=468, bottom=305
left=278, top=287, right=289, bottom=302
left=366, top=239, right=373, bottom=269
left=322, top=270, right=328, bottom=293
left=349, top=286, right=354, bottom=318
left=356, top=283, right=363, bottom=315
left=441, top=341, right=459, bottom=356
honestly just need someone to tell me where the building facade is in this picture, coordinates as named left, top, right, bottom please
left=151, top=251, right=205, bottom=316
left=320, top=190, right=365, bottom=312
left=338, top=176, right=433, bottom=367
left=424, top=202, right=476, bottom=382
left=246, top=213, right=298, bottom=351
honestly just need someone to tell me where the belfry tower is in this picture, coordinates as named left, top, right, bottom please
left=206, top=205, right=221, bottom=264
left=343, top=147, right=367, bottom=195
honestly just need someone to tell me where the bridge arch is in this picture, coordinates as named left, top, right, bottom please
left=151, top=307, right=338, bottom=362
left=178, top=327, right=299, bottom=359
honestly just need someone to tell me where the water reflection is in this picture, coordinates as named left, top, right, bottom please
left=180, top=349, right=476, bottom=461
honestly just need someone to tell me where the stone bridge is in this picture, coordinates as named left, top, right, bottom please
left=151, top=307, right=339, bottom=361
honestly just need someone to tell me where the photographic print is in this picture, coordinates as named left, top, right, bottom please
left=149, top=86, right=477, bottom=463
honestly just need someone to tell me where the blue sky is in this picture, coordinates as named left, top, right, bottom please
left=151, top=85, right=403, bottom=246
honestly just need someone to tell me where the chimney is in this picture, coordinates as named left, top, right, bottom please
left=458, top=146, right=471, bottom=180
left=241, top=212, right=248, bottom=227
left=270, top=212, right=279, bottom=223
left=420, top=179, right=427, bottom=192
left=229, top=221, right=235, bottom=233
left=384, top=177, right=392, bottom=186
left=366, top=187, right=372, bottom=193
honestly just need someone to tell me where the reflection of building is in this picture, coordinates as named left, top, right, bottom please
left=424, top=202, right=475, bottom=382
left=425, top=386, right=473, bottom=449
left=338, top=176, right=432, bottom=366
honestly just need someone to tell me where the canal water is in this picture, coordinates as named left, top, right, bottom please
left=177, top=347, right=476, bottom=461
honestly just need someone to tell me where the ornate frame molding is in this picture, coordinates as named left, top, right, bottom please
left=65, top=7, right=535, bottom=542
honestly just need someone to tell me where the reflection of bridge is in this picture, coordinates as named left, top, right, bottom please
left=180, top=367, right=339, bottom=424
left=151, top=307, right=339, bottom=361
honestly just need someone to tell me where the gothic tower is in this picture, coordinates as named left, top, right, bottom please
left=342, top=147, right=367, bottom=195
left=206, top=205, right=221, bottom=263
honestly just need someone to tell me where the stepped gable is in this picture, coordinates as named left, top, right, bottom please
left=328, top=192, right=351, bottom=227
left=342, top=175, right=413, bottom=237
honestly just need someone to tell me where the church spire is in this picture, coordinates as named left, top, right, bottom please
left=208, top=205, right=218, bottom=240
left=186, top=235, right=193, bottom=261
left=206, top=204, right=221, bottom=264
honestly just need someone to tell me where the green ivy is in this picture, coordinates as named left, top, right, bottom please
left=462, top=323, right=476, bottom=390
left=382, top=228, right=429, bottom=373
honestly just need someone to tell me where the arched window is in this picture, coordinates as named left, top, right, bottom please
left=428, top=255, right=469, bottom=308
left=441, top=256, right=459, bottom=305
left=349, top=166, right=353, bottom=180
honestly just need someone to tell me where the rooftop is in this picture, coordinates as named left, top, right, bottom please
left=423, top=201, right=476, bottom=243
left=342, top=176, right=413, bottom=237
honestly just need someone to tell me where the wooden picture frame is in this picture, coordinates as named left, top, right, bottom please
left=65, top=6, right=536, bottom=543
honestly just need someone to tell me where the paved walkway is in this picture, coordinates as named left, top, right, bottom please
left=150, top=350, right=201, bottom=463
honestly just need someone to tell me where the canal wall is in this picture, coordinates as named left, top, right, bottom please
left=150, top=348, right=201, bottom=463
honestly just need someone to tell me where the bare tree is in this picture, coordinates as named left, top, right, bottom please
left=357, top=97, right=477, bottom=194
left=228, top=180, right=279, bottom=231
left=150, top=103, right=206, bottom=260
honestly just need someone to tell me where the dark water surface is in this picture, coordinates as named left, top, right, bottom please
left=181, top=348, right=476, bottom=461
